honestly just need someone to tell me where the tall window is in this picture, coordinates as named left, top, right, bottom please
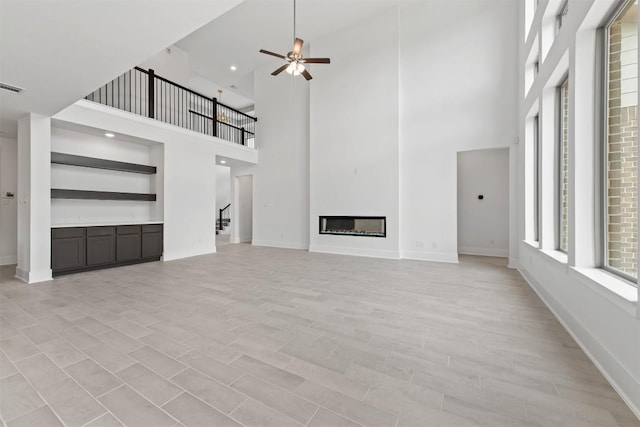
left=559, top=79, right=569, bottom=252
left=605, top=0, right=638, bottom=280
left=534, top=115, right=540, bottom=242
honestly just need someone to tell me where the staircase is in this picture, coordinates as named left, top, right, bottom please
left=216, top=204, right=231, bottom=235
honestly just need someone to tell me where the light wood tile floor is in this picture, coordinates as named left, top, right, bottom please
left=1, top=243, right=638, bottom=427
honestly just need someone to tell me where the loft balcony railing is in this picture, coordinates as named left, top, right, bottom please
left=85, top=67, right=257, bottom=147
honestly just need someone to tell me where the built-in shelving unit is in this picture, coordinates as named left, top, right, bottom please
left=50, top=152, right=157, bottom=202
left=51, top=152, right=157, bottom=174
left=51, top=189, right=156, bottom=201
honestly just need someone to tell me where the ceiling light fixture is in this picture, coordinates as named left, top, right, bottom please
left=230, top=65, right=237, bottom=71
left=285, top=61, right=305, bottom=76
left=216, top=90, right=229, bottom=123
left=220, top=160, right=227, bottom=164
left=258, top=0, right=331, bottom=80
left=105, top=132, right=115, bottom=138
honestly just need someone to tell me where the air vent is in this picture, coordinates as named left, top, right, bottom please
left=0, top=82, right=25, bottom=94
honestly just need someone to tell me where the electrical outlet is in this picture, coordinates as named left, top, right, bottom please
left=415, top=241, right=424, bottom=248
left=432, top=242, right=437, bottom=249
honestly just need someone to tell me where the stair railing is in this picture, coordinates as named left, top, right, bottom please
left=218, top=203, right=231, bottom=232
left=85, top=67, right=257, bottom=147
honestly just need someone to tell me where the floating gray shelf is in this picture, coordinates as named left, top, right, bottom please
left=51, top=152, right=157, bottom=174
left=51, top=189, right=156, bottom=201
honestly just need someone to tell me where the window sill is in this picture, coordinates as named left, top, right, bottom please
left=571, top=267, right=638, bottom=311
left=539, top=248, right=568, bottom=264
left=522, top=240, right=568, bottom=264
left=521, top=240, right=637, bottom=314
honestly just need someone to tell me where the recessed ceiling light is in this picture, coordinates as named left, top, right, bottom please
left=220, top=160, right=227, bottom=164
left=105, top=132, right=115, bottom=138
left=230, top=65, right=237, bottom=71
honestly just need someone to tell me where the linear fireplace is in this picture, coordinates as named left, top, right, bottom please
left=319, top=216, right=386, bottom=237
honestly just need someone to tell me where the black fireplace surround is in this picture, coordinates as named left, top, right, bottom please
left=319, top=216, right=386, bottom=237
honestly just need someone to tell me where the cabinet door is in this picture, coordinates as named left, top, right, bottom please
left=142, top=232, right=163, bottom=259
left=116, top=234, right=141, bottom=262
left=87, top=235, right=116, bottom=266
left=52, top=237, right=86, bottom=272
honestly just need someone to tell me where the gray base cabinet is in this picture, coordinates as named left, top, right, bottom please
left=52, top=224, right=162, bottom=276
left=142, top=225, right=163, bottom=259
left=117, top=226, right=142, bottom=262
left=51, top=228, right=86, bottom=273
left=87, top=227, right=116, bottom=267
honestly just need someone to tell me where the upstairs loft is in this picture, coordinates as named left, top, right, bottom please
left=84, top=67, right=257, bottom=148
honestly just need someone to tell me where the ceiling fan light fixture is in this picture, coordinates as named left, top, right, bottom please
left=258, top=0, right=330, bottom=81
left=285, top=62, right=305, bottom=75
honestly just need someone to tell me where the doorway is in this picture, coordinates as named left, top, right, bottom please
left=216, top=165, right=231, bottom=236
left=236, top=175, right=253, bottom=243
left=457, top=148, right=509, bottom=257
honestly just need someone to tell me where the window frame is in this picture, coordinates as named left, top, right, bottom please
left=534, top=114, right=541, bottom=242
left=557, top=76, right=569, bottom=253
left=556, top=0, right=569, bottom=33
left=600, top=0, right=639, bottom=285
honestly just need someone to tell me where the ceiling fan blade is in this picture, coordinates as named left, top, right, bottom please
left=293, top=38, right=304, bottom=56
left=301, top=69, right=313, bottom=81
left=260, top=49, right=286, bottom=59
left=271, top=63, right=290, bottom=76
left=302, top=58, right=331, bottom=64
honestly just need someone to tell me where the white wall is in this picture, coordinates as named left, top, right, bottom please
left=50, top=127, right=161, bottom=226
left=216, top=165, right=231, bottom=212
left=0, top=137, right=17, bottom=265
left=399, top=0, right=519, bottom=263
left=251, top=63, right=310, bottom=249
left=309, top=8, right=400, bottom=259
left=237, top=175, right=253, bottom=242
left=457, top=148, right=510, bottom=257
left=302, top=1, right=518, bottom=261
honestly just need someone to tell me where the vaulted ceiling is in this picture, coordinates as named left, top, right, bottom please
left=0, top=0, right=398, bottom=135
left=0, top=0, right=241, bottom=133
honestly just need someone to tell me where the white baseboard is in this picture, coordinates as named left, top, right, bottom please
left=252, top=240, right=309, bottom=250
left=458, top=246, right=509, bottom=257
left=15, top=267, right=53, bottom=284
left=401, top=250, right=459, bottom=263
left=162, top=247, right=216, bottom=262
left=0, top=255, right=17, bottom=266
left=518, top=267, right=640, bottom=419
left=309, top=244, right=400, bottom=259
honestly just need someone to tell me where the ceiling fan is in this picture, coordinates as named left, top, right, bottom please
left=259, top=0, right=330, bottom=81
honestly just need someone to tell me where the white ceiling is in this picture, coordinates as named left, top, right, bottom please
left=0, top=0, right=242, bottom=132
left=188, top=71, right=255, bottom=110
left=0, top=0, right=398, bottom=135
left=175, top=0, right=398, bottom=100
